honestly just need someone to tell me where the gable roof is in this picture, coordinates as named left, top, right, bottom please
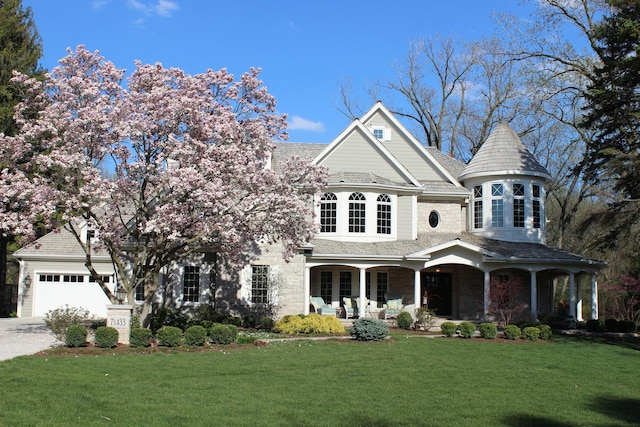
left=312, top=118, right=423, bottom=187
left=458, top=122, right=551, bottom=182
left=14, top=223, right=109, bottom=260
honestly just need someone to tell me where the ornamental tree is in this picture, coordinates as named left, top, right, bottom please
left=1, top=46, right=327, bottom=324
left=488, top=275, right=527, bottom=326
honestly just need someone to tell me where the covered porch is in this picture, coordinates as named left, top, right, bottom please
left=303, top=234, right=605, bottom=322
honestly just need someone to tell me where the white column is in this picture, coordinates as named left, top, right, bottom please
left=414, top=269, right=421, bottom=310
left=591, top=274, right=599, bottom=320
left=569, top=273, right=576, bottom=318
left=576, top=277, right=583, bottom=321
left=359, top=268, right=367, bottom=317
left=530, top=271, right=537, bottom=319
left=303, top=267, right=310, bottom=315
left=483, top=270, right=491, bottom=320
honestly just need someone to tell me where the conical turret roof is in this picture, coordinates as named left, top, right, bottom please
left=458, top=122, right=550, bottom=182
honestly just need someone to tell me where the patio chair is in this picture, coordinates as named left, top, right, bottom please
left=384, top=297, right=403, bottom=320
left=342, top=297, right=358, bottom=319
left=309, top=296, right=337, bottom=316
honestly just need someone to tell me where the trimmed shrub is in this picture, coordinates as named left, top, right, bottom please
left=94, top=326, right=119, bottom=348
left=209, top=323, right=238, bottom=345
left=522, top=326, right=541, bottom=341
left=65, top=324, right=87, bottom=347
left=618, top=320, right=637, bottom=333
left=184, top=325, right=207, bottom=346
left=458, top=322, right=476, bottom=339
left=538, top=324, right=552, bottom=340
left=604, top=318, right=619, bottom=332
left=156, top=326, right=183, bottom=347
left=243, top=315, right=256, bottom=328
left=479, top=323, right=497, bottom=339
left=441, top=322, right=457, bottom=337
left=260, top=317, right=275, bottom=331
left=274, top=314, right=346, bottom=335
left=45, top=305, right=91, bottom=341
left=586, top=319, right=604, bottom=332
left=130, top=328, right=152, bottom=348
left=503, top=325, right=521, bottom=340
left=396, top=311, right=413, bottom=330
left=89, top=318, right=107, bottom=331
left=350, top=318, right=388, bottom=341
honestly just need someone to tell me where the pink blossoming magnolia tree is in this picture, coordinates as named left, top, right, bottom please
left=1, top=46, right=327, bottom=324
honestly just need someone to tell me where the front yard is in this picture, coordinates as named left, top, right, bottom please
left=0, top=333, right=638, bottom=426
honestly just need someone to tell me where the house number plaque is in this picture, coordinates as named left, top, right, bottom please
left=106, top=304, right=133, bottom=345
left=108, top=316, right=129, bottom=328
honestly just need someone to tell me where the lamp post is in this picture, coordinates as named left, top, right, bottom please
left=116, top=285, right=127, bottom=304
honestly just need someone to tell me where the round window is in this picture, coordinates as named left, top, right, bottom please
left=428, top=211, right=440, bottom=228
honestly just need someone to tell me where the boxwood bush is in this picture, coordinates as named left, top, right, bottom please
left=184, top=325, right=207, bottom=346
left=522, top=326, right=541, bottom=341
left=130, top=328, right=152, bottom=348
left=586, top=319, right=604, bottom=332
left=350, top=318, right=388, bottom=341
left=458, top=322, right=476, bottom=339
left=538, top=324, right=552, bottom=340
left=479, top=322, right=497, bottom=339
left=604, top=318, right=619, bottom=332
left=94, top=326, right=119, bottom=348
left=209, top=323, right=237, bottom=345
left=65, top=324, right=87, bottom=348
left=440, top=321, right=457, bottom=337
left=396, top=311, right=413, bottom=329
left=618, top=320, right=637, bottom=333
left=156, top=326, right=183, bottom=347
left=260, top=317, right=275, bottom=331
left=503, top=325, right=521, bottom=340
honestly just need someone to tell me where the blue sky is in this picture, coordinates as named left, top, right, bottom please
left=23, top=0, right=535, bottom=143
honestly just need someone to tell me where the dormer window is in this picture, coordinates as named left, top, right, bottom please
left=371, top=126, right=391, bottom=141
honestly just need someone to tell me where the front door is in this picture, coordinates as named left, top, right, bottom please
left=421, top=273, right=452, bottom=316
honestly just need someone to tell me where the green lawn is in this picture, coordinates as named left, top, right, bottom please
left=0, top=334, right=638, bottom=426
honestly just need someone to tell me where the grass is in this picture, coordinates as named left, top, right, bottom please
left=0, top=334, right=639, bottom=426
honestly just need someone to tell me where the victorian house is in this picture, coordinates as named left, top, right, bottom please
left=15, top=102, right=603, bottom=321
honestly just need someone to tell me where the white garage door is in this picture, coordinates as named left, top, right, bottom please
left=34, top=273, right=113, bottom=318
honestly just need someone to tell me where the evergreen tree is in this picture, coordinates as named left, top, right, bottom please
left=0, top=0, right=43, bottom=314
left=581, top=0, right=640, bottom=248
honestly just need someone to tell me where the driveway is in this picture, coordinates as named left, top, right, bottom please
left=0, top=317, right=59, bottom=362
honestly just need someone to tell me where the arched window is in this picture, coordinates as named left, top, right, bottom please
left=348, top=192, right=366, bottom=233
left=376, top=194, right=391, bottom=234
left=320, top=193, right=337, bottom=233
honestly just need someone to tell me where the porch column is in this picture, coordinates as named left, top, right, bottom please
left=303, top=267, right=310, bottom=315
left=591, top=274, right=599, bottom=320
left=483, top=270, right=490, bottom=320
left=359, top=268, right=367, bottom=316
left=414, top=269, right=421, bottom=311
left=530, top=271, right=537, bottom=320
left=568, top=273, right=576, bottom=318
left=576, top=278, right=583, bottom=321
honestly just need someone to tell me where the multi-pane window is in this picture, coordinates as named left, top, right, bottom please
left=473, top=185, right=483, bottom=229
left=532, top=185, right=542, bottom=229
left=373, top=128, right=384, bottom=139
left=183, top=266, right=200, bottom=302
left=513, top=182, right=525, bottom=228
left=251, top=265, right=269, bottom=304
left=63, top=275, right=84, bottom=283
left=320, top=271, right=332, bottom=305
left=39, top=274, right=60, bottom=282
left=339, top=271, right=352, bottom=299
left=491, top=184, right=504, bottom=227
left=320, top=193, right=337, bottom=233
left=89, top=275, right=111, bottom=283
left=348, top=192, right=366, bottom=233
left=376, top=194, right=391, bottom=234
left=134, top=284, right=145, bottom=302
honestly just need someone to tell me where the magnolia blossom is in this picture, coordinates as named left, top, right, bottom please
left=1, top=46, right=327, bottom=321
